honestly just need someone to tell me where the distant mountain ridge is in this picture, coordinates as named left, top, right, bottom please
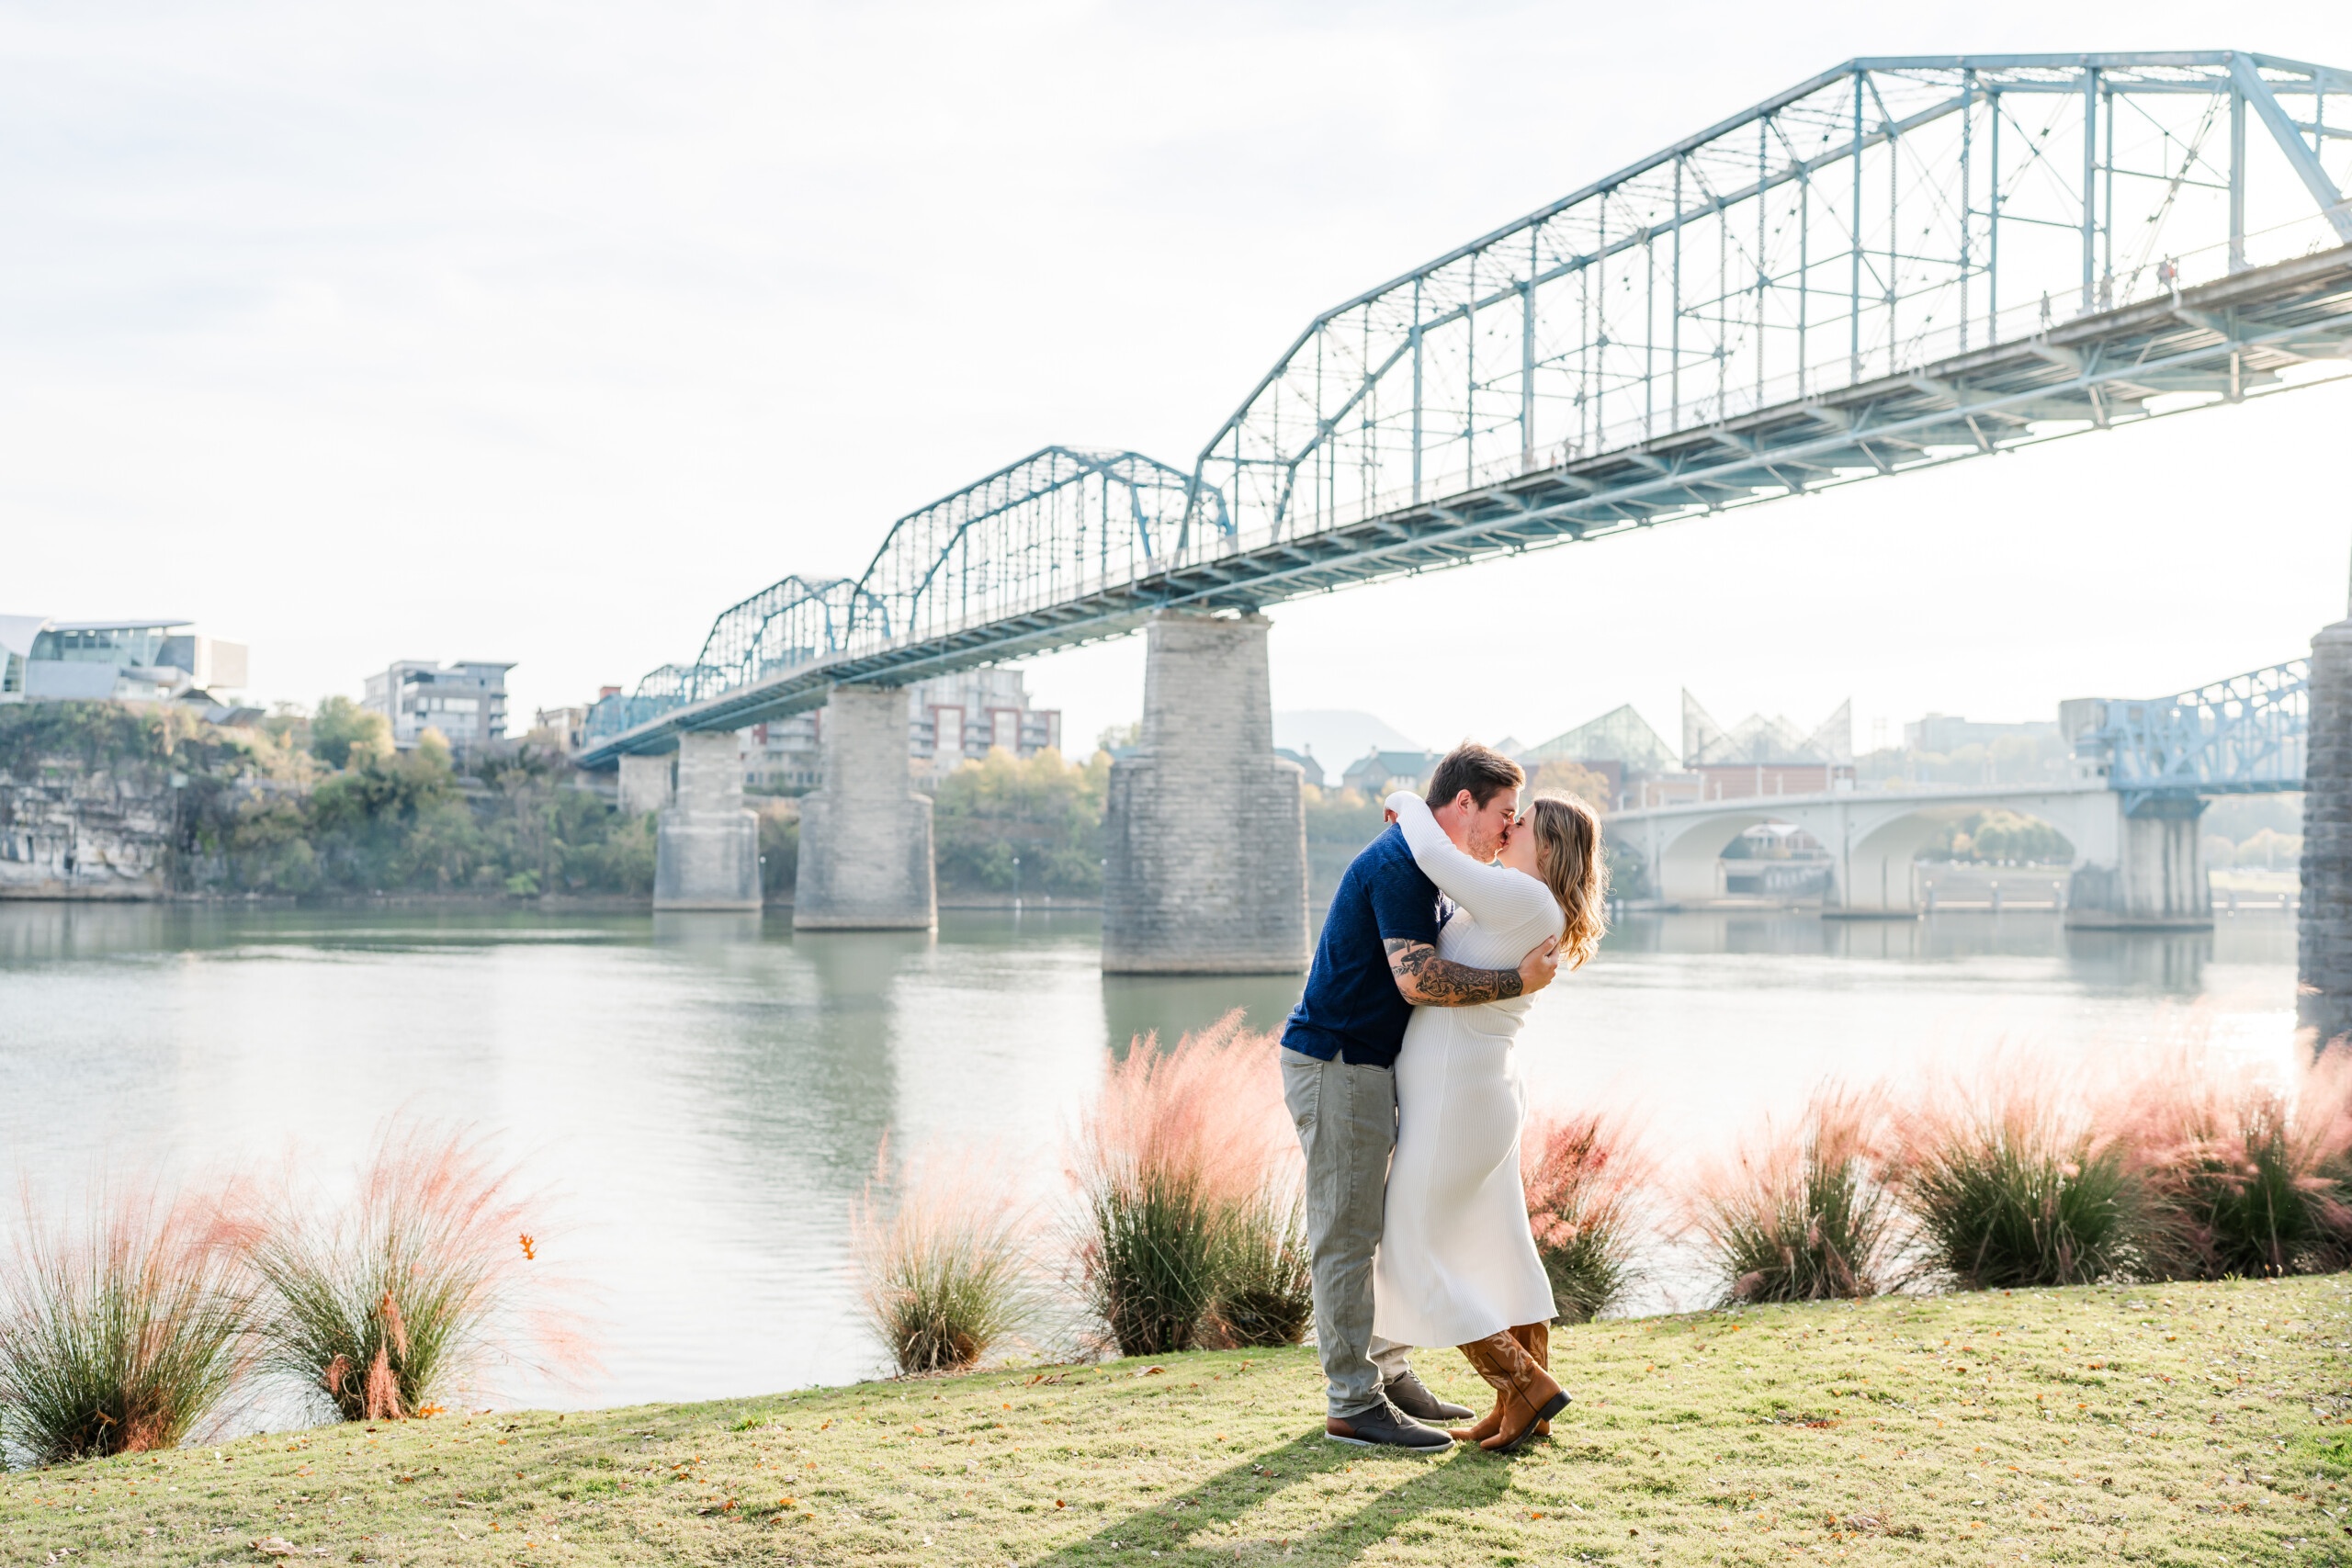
left=1272, top=709, right=1426, bottom=767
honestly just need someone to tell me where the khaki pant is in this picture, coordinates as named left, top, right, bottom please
left=1281, top=1045, right=1414, bottom=1418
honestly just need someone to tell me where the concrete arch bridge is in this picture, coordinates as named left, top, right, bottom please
left=1613, top=658, right=2308, bottom=928
left=1618, top=782, right=2201, bottom=925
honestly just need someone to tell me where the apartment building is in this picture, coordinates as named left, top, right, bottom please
left=363, top=660, right=516, bottom=757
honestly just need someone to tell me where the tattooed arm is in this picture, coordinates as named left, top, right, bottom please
left=1385, top=935, right=1558, bottom=1007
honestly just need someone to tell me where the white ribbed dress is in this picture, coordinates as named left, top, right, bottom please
left=1370, top=791, right=1564, bottom=1349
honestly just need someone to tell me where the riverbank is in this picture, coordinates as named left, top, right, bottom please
left=7, top=1274, right=2346, bottom=1565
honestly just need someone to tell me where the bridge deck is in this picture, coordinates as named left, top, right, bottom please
left=579, top=246, right=2352, bottom=765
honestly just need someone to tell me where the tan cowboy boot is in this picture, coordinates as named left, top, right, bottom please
left=1454, top=1331, right=1568, bottom=1453
left=1446, top=1390, right=1503, bottom=1447
left=1511, top=1322, right=1555, bottom=1437
left=1449, top=1323, right=1566, bottom=1444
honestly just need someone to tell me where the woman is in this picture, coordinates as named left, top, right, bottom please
left=1372, top=787, right=1610, bottom=1452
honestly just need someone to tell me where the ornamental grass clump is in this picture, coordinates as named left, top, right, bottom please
left=233, top=1124, right=564, bottom=1423
left=2120, top=1043, right=2352, bottom=1280
left=1521, top=1107, right=1652, bottom=1324
left=1073, top=1011, right=1295, bottom=1358
left=851, top=1138, right=1035, bottom=1375
left=1886, top=1069, right=2137, bottom=1290
left=1690, top=1085, right=1900, bottom=1304
left=1202, top=1186, right=1313, bottom=1349
left=0, top=1186, right=251, bottom=1463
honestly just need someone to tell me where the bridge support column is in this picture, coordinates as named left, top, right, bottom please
left=2063, top=794, right=2211, bottom=930
left=653, top=732, right=761, bottom=911
left=619, top=752, right=673, bottom=817
left=2299, top=619, right=2352, bottom=1044
left=1821, top=800, right=1930, bottom=919
left=794, top=684, right=935, bottom=931
left=1103, top=611, right=1307, bottom=974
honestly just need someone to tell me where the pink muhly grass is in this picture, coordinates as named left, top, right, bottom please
left=2114, top=1042, right=2352, bottom=1280
left=1078, top=1010, right=1291, bottom=1213
left=1883, top=1058, right=2137, bottom=1290
left=1688, top=1084, right=1901, bottom=1305
left=1520, top=1104, right=1654, bottom=1323
left=0, top=1182, right=254, bottom=1462
left=1070, top=1010, right=1301, bottom=1356
left=850, top=1135, right=1035, bottom=1376
left=228, top=1121, right=588, bottom=1423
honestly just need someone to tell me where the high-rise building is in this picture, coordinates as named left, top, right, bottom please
left=363, top=660, right=515, bottom=756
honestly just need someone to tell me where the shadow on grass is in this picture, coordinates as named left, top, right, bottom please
left=1023, top=1429, right=1516, bottom=1565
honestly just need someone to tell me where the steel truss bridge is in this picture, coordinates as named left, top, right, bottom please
left=580, top=51, right=2352, bottom=768
left=2075, top=655, right=2308, bottom=807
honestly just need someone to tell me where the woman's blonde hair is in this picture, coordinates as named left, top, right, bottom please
left=1525, top=793, right=1610, bottom=968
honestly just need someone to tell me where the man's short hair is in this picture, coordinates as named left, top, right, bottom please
left=1424, top=742, right=1524, bottom=809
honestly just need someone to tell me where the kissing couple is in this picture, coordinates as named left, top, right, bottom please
left=1279, top=741, right=1609, bottom=1454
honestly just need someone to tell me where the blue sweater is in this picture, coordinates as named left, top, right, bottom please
left=1281, top=823, right=1447, bottom=1068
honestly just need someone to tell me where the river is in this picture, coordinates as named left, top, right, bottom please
left=0, top=901, right=2299, bottom=1411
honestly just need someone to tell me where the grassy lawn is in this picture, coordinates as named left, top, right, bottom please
left=6, top=1274, right=2350, bottom=1565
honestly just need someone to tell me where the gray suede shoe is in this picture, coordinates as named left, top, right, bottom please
left=1324, top=1398, right=1453, bottom=1452
left=1380, top=1368, right=1474, bottom=1424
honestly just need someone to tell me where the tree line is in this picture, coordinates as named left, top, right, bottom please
left=5, top=700, right=1657, bottom=904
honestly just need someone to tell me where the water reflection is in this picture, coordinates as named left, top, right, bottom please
left=1596, top=908, right=2291, bottom=997
left=649, top=909, right=766, bottom=949
left=1101, top=973, right=1306, bottom=1056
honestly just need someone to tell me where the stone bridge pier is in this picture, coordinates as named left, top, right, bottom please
left=1103, top=610, right=1308, bottom=974
left=2061, top=798, right=2211, bottom=929
left=2299, top=618, right=2352, bottom=1046
left=793, top=683, right=936, bottom=930
left=653, top=731, right=761, bottom=911
left=618, top=752, right=674, bottom=817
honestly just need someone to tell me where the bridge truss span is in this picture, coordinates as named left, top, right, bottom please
left=582, top=447, right=1217, bottom=757
left=2071, top=655, right=2310, bottom=809
left=578, top=51, right=2352, bottom=771
left=1191, top=52, right=2352, bottom=547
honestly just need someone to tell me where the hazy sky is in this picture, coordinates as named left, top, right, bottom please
left=6, top=2, right=2351, bottom=757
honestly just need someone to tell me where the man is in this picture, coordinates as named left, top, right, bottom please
left=1279, top=741, right=1560, bottom=1451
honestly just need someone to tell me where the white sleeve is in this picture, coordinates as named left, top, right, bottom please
left=1384, top=791, right=1555, bottom=931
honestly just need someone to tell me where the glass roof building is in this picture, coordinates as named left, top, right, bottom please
left=0, top=615, right=249, bottom=706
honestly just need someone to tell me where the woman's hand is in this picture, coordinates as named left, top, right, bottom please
left=1517, top=935, right=1561, bottom=996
